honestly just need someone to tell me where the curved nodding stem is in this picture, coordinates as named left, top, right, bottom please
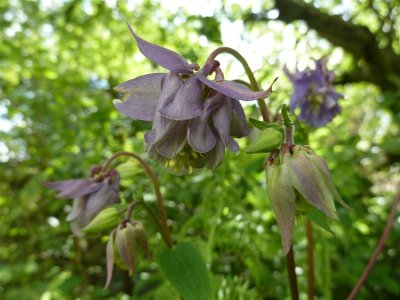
left=103, top=151, right=173, bottom=248
left=206, top=47, right=271, bottom=122
left=208, top=48, right=299, bottom=300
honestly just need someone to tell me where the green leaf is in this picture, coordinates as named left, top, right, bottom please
left=306, top=209, right=334, bottom=235
left=249, top=118, right=283, bottom=131
left=246, top=128, right=283, bottom=154
left=159, top=242, right=213, bottom=300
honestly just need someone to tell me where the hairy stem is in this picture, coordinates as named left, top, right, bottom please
left=347, top=190, right=400, bottom=300
left=286, top=246, right=299, bottom=300
left=103, top=151, right=173, bottom=248
left=207, top=47, right=270, bottom=122
left=306, top=219, right=315, bottom=300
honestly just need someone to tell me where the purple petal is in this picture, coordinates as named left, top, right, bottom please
left=66, top=197, right=86, bottom=222
left=212, top=98, right=239, bottom=153
left=205, top=139, right=225, bottom=170
left=159, top=76, right=204, bottom=120
left=145, top=73, right=183, bottom=144
left=44, top=179, right=102, bottom=199
left=128, top=24, right=193, bottom=75
left=114, top=73, right=165, bottom=121
left=188, top=116, right=216, bottom=153
left=85, top=185, right=119, bottom=221
left=156, top=121, right=188, bottom=158
left=198, top=76, right=275, bottom=101
left=230, top=100, right=249, bottom=138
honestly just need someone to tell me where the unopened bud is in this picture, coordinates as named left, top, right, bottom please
left=115, top=221, right=150, bottom=275
left=83, top=204, right=125, bottom=234
left=247, top=128, right=283, bottom=154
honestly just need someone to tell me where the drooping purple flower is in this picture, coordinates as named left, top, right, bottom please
left=114, top=25, right=274, bottom=174
left=44, top=167, right=120, bottom=236
left=284, top=58, right=343, bottom=127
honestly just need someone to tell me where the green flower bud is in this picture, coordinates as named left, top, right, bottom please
left=265, top=158, right=296, bottom=255
left=82, top=204, right=125, bottom=234
left=265, top=145, right=347, bottom=254
left=105, top=221, right=151, bottom=288
left=247, top=128, right=283, bottom=154
left=284, top=146, right=338, bottom=219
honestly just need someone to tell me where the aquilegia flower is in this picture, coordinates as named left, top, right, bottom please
left=114, top=25, right=274, bottom=174
left=284, top=58, right=343, bottom=127
left=44, top=167, right=120, bottom=236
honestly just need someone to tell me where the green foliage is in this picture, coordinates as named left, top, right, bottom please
left=159, top=242, right=213, bottom=300
left=1, top=0, right=399, bottom=299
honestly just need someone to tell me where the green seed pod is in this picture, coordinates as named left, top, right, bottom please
left=247, top=128, right=283, bottom=154
left=83, top=204, right=125, bottom=234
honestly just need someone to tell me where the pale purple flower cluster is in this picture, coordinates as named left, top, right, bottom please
left=44, top=167, right=120, bottom=236
left=114, top=25, right=273, bottom=174
left=284, top=58, right=343, bottom=127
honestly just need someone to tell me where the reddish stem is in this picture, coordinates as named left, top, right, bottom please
left=347, top=190, right=400, bottom=300
left=286, top=246, right=299, bottom=300
left=103, top=151, right=173, bottom=248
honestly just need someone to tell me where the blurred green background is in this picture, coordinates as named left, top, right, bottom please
left=1, top=0, right=399, bottom=299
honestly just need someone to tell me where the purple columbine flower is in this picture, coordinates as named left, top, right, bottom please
left=44, top=167, right=120, bottom=236
left=114, top=25, right=273, bottom=174
left=284, top=58, right=343, bottom=127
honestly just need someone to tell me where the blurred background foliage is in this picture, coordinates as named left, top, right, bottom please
left=0, top=0, right=399, bottom=299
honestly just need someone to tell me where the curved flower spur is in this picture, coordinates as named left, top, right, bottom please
left=114, top=24, right=275, bottom=175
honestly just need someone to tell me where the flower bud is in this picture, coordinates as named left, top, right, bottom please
left=265, top=145, right=347, bottom=254
left=105, top=221, right=150, bottom=288
left=265, top=158, right=296, bottom=255
left=284, top=146, right=340, bottom=219
left=82, top=204, right=125, bottom=234
left=246, top=128, right=283, bottom=154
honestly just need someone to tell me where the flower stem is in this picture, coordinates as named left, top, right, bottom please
left=208, top=48, right=300, bottom=299
left=347, top=190, right=400, bottom=300
left=286, top=246, right=299, bottom=300
left=125, top=201, right=139, bottom=221
left=306, top=219, right=315, bottom=300
left=103, top=151, right=173, bottom=248
left=206, top=47, right=271, bottom=122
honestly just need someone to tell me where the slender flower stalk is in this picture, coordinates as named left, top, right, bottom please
left=306, top=219, right=315, bottom=300
left=347, top=190, right=400, bottom=300
left=103, top=151, right=173, bottom=248
left=213, top=49, right=299, bottom=300
left=206, top=46, right=274, bottom=122
left=286, top=246, right=299, bottom=300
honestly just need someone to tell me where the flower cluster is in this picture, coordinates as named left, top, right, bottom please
left=44, top=166, right=120, bottom=236
left=265, top=145, right=347, bottom=254
left=114, top=25, right=273, bottom=175
left=284, top=58, right=343, bottom=127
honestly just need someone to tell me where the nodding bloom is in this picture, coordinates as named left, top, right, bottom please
left=265, top=145, right=348, bottom=254
left=284, top=58, right=343, bottom=127
left=44, top=166, right=120, bottom=236
left=114, top=24, right=274, bottom=175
